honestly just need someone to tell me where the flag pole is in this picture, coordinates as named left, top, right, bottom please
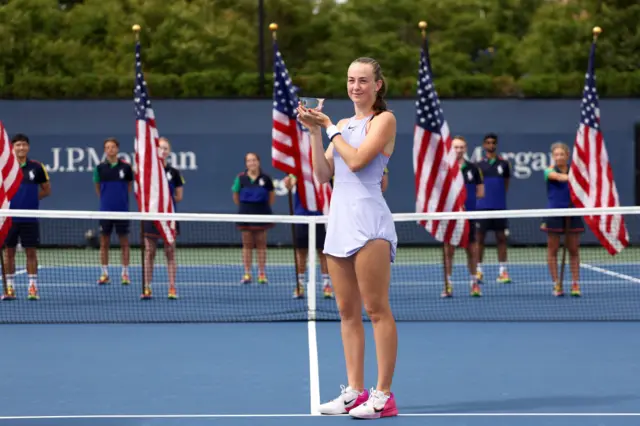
left=1, top=246, right=9, bottom=299
left=419, top=20, right=448, bottom=293
left=271, top=22, right=303, bottom=297
left=561, top=26, right=603, bottom=291
left=133, top=23, right=147, bottom=298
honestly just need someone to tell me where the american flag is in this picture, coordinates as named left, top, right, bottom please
left=133, top=40, right=176, bottom=245
left=568, top=39, right=629, bottom=255
left=0, top=121, right=23, bottom=247
left=413, top=40, right=468, bottom=247
left=271, top=41, right=331, bottom=214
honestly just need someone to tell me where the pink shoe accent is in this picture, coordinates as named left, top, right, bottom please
left=345, top=389, right=369, bottom=413
left=380, top=393, right=399, bottom=418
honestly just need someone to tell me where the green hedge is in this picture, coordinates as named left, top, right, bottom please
left=2, top=71, right=639, bottom=99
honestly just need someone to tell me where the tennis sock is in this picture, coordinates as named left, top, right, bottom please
left=297, top=273, right=304, bottom=285
left=499, top=263, right=507, bottom=274
left=322, top=274, right=330, bottom=285
left=122, top=266, right=129, bottom=276
left=6, top=274, right=14, bottom=287
left=28, top=275, right=37, bottom=286
left=101, top=265, right=108, bottom=275
left=477, top=263, right=483, bottom=273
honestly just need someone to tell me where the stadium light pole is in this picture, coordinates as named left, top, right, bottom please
left=258, top=0, right=265, bottom=97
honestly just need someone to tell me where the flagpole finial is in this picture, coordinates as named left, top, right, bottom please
left=418, top=21, right=427, bottom=38
left=132, top=24, right=141, bottom=33
left=269, top=22, right=278, bottom=40
left=592, top=26, right=602, bottom=39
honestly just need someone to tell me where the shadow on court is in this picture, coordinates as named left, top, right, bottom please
left=400, top=394, right=640, bottom=414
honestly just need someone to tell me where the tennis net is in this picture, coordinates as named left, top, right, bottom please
left=0, top=206, right=638, bottom=323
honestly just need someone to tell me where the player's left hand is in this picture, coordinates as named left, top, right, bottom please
left=297, top=105, right=331, bottom=128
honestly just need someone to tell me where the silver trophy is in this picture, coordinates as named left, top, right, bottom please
left=299, top=97, right=325, bottom=111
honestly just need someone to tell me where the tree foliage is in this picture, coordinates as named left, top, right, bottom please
left=0, top=0, right=638, bottom=98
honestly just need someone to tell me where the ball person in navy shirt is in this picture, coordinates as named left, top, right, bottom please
left=541, top=142, right=583, bottom=298
left=283, top=174, right=334, bottom=300
left=93, top=138, right=133, bottom=286
left=475, top=133, right=512, bottom=284
left=443, top=136, right=484, bottom=298
left=142, top=137, right=184, bottom=300
left=232, top=152, right=275, bottom=285
left=3, top=134, right=51, bottom=300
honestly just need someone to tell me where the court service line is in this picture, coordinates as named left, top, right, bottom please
left=581, top=263, right=640, bottom=285
left=307, top=320, right=321, bottom=415
left=1, top=413, right=640, bottom=420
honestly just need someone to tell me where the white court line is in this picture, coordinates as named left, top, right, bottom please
left=1, top=413, right=639, bottom=420
left=307, top=321, right=320, bottom=415
left=581, top=263, right=640, bottom=285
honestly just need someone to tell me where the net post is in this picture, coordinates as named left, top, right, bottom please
left=307, top=216, right=317, bottom=321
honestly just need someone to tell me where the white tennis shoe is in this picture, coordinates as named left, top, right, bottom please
left=318, top=385, right=369, bottom=415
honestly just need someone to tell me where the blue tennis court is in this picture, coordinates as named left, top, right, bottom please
left=2, top=260, right=640, bottom=425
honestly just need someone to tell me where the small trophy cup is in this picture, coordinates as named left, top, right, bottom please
left=299, top=97, right=325, bottom=111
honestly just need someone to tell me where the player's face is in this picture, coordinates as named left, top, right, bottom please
left=104, top=141, right=119, bottom=158
left=245, top=154, right=260, bottom=173
left=158, top=140, right=171, bottom=160
left=552, top=147, right=569, bottom=166
left=483, top=138, right=497, bottom=154
left=347, top=63, right=379, bottom=106
left=12, top=141, right=29, bottom=159
left=452, top=139, right=467, bottom=161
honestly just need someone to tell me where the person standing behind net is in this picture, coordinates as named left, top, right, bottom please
left=541, top=142, right=582, bottom=298
left=2, top=133, right=51, bottom=300
left=475, top=133, right=512, bottom=284
left=282, top=174, right=334, bottom=300
left=94, top=138, right=133, bottom=286
left=232, top=152, right=275, bottom=285
left=142, top=137, right=184, bottom=300
left=443, top=136, right=484, bottom=298
left=297, top=57, right=399, bottom=420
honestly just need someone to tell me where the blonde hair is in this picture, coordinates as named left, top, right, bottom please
left=452, top=135, right=467, bottom=144
left=550, top=142, right=570, bottom=156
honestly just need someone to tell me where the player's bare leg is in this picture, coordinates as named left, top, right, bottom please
left=165, top=243, right=178, bottom=299
left=119, top=235, right=130, bottom=285
left=254, top=230, right=268, bottom=284
left=319, top=251, right=333, bottom=298
left=495, top=230, right=511, bottom=283
left=2, top=247, right=17, bottom=299
left=98, top=234, right=111, bottom=284
left=240, top=231, right=253, bottom=283
left=25, top=248, right=38, bottom=300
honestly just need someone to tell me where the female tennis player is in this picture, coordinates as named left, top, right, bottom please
left=541, top=142, right=582, bottom=297
left=142, top=137, right=184, bottom=299
left=297, top=57, right=398, bottom=420
left=232, top=152, right=275, bottom=284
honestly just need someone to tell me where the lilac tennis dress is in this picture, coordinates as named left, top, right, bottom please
left=323, top=114, right=398, bottom=262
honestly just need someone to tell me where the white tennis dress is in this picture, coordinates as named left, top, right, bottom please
left=322, top=114, right=397, bottom=262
